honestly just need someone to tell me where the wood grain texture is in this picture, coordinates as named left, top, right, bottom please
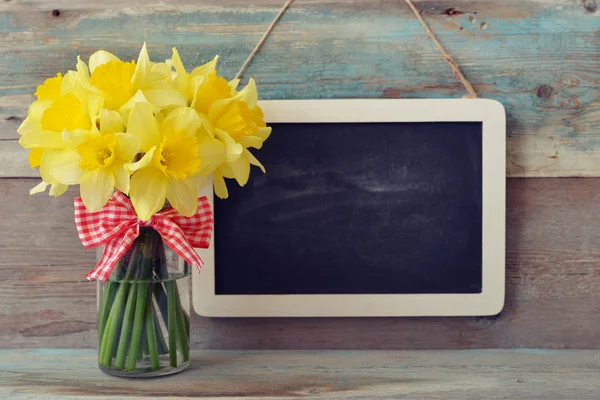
left=1, top=349, right=600, bottom=399
left=3, top=178, right=600, bottom=349
left=1, top=0, right=599, bottom=176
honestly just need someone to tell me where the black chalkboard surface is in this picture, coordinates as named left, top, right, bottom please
left=214, top=122, right=483, bottom=296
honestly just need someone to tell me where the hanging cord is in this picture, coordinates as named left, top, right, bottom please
left=403, top=0, right=478, bottom=98
left=234, top=0, right=295, bottom=81
left=234, top=0, right=477, bottom=99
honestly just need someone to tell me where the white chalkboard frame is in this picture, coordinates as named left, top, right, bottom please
left=193, top=99, right=506, bottom=317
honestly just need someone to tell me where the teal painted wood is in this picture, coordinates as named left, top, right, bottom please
left=1, top=349, right=600, bottom=399
left=0, top=0, right=599, bottom=176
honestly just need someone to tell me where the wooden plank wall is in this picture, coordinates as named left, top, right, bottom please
left=0, top=0, right=599, bottom=348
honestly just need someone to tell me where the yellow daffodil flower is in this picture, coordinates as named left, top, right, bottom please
left=124, top=103, right=225, bottom=220
left=87, top=43, right=185, bottom=115
left=197, top=78, right=271, bottom=199
left=18, top=71, right=98, bottom=196
left=48, top=109, right=139, bottom=212
left=169, top=48, right=226, bottom=108
left=170, top=52, right=270, bottom=198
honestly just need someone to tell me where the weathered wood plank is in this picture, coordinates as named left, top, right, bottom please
left=1, top=349, right=600, bottom=399
left=3, top=178, right=600, bottom=349
left=0, top=141, right=37, bottom=178
left=0, top=0, right=599, bottom=176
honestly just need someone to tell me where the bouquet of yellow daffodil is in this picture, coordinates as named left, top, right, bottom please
left=17, top=44, right=271, bottom=376
left=19, top=43, right=270, bottom=217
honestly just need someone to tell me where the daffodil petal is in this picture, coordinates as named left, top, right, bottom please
left=65, top=56, right=102, bottom=100
left=29, top=181, right=48, bottom=195
left=189, top=75, right=205, bottom=110
left=28, top=148, right=44, bottom=168
left=49, top=182, right=68, bottom=197
left=150, top=62, right=172, bottom=81
left=161, top=106, right=201, bottom=136
left=257, top=126, right=272, bottom=141
left=212, top=171, right=229, bottom=199
left=18, top=100, right=51, bottom=136
left=76, top=55, right=91, bottom=79
left=166, top=177, right=198, bottom=217
left=17, top=117, right=35, bottom=137
left=49, top=148, right=82, bottom=185
left=130, top=167, right=167, bottom=221
left=219, top=151, right=250, bottom=186
left=245, top=148, right=266, bottom=173
left=89, top=50, right=120, bottom=73
left=111, top=161, right=130, bottom=194
left=142, top=87, right=186, bottom=109
left=87, top=95, right=104, bottom=128
left=237, top=78, right=258, bottom=108
left=190, top=55, right=219, bottom=78
left=19, top=130, right=63, bottom=149
left=214, top=128, right=243, bottom=162
left=80, top=169, right=115, bottom=211
left=196, top=135, right=225, bottom=175
left=123, top=146, right=156, bottom=173
left=132, top=42, right=151, bottom=90
left=115, top=133, right=140, bottom=161
left=171, top=47, right=189, bottom=95
left=196, top=113, right=216, bottom=137
left=118, top=90, right=159, bottom=125
left=99, top=109, right=124, bottom=135
left=62, top=129, right=91, bottom=148
left=39, top=149, right=58, bottom=182
left=127, top=102, right=160, bottom=152
left=237, top=135, right=265, bottom=149
left=228, top=79, right=240, bottom=91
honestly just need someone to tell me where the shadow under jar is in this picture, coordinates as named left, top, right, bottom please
left=97, top=227, right=191, bottom=377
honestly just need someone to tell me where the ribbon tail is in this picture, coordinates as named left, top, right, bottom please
left=85, top=229, right=140, bottom=281
left=163, top=237, right=205, bottom=273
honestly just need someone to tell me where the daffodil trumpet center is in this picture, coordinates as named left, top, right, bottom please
left=78, top=134, right=117, bottom=171
left=153, top=132, right=202, bottom=180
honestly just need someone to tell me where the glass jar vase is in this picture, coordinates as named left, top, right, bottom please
left=97, top=227, right=191, bottom=377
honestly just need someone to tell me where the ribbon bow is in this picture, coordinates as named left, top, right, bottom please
left=74, top=192, right=213, bottom=282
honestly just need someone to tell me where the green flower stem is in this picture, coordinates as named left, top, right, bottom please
left=115, top=283, right=138, bottom=369
left=153, top=283, right=169, bottom=328
left=126, top=282, right=148, bottom=371
left=145, top=291, right=160, bottom=370
left=124, top=242, right=142, bottom=280
left=101, top=281, right=130, bottom=366
left=153, top=304, right=169, bottom=355
left=98, top=304, right=113, bottom=365
left=175, top=293, right=190, bottom=362
left=167, top=281, right=178, bottom=368
left=181, top=308, right=190, bottom=331
left=153, top=238, right=168, bottom=279
left=98, top=281, right=116, bottom=343
left=121, top=231, right=155, bottom=371
left=137, top=322, right=147, bottom=362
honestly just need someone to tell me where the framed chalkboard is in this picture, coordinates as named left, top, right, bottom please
left=194, top=99, right=506, bottom=317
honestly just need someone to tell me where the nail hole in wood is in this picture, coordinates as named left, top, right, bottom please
left=536, top=84, right=554, bottom=99
left=52, top=9, right=61, bottom=17
left=445, top=7, right=464, bottom=16
left=582, top=0, right=597, bottom=13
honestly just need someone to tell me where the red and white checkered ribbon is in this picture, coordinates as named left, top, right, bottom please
left=74, top=191, right=213, bottom=281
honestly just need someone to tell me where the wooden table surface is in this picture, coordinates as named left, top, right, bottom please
left=1, top=349, right=600, bottom=399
